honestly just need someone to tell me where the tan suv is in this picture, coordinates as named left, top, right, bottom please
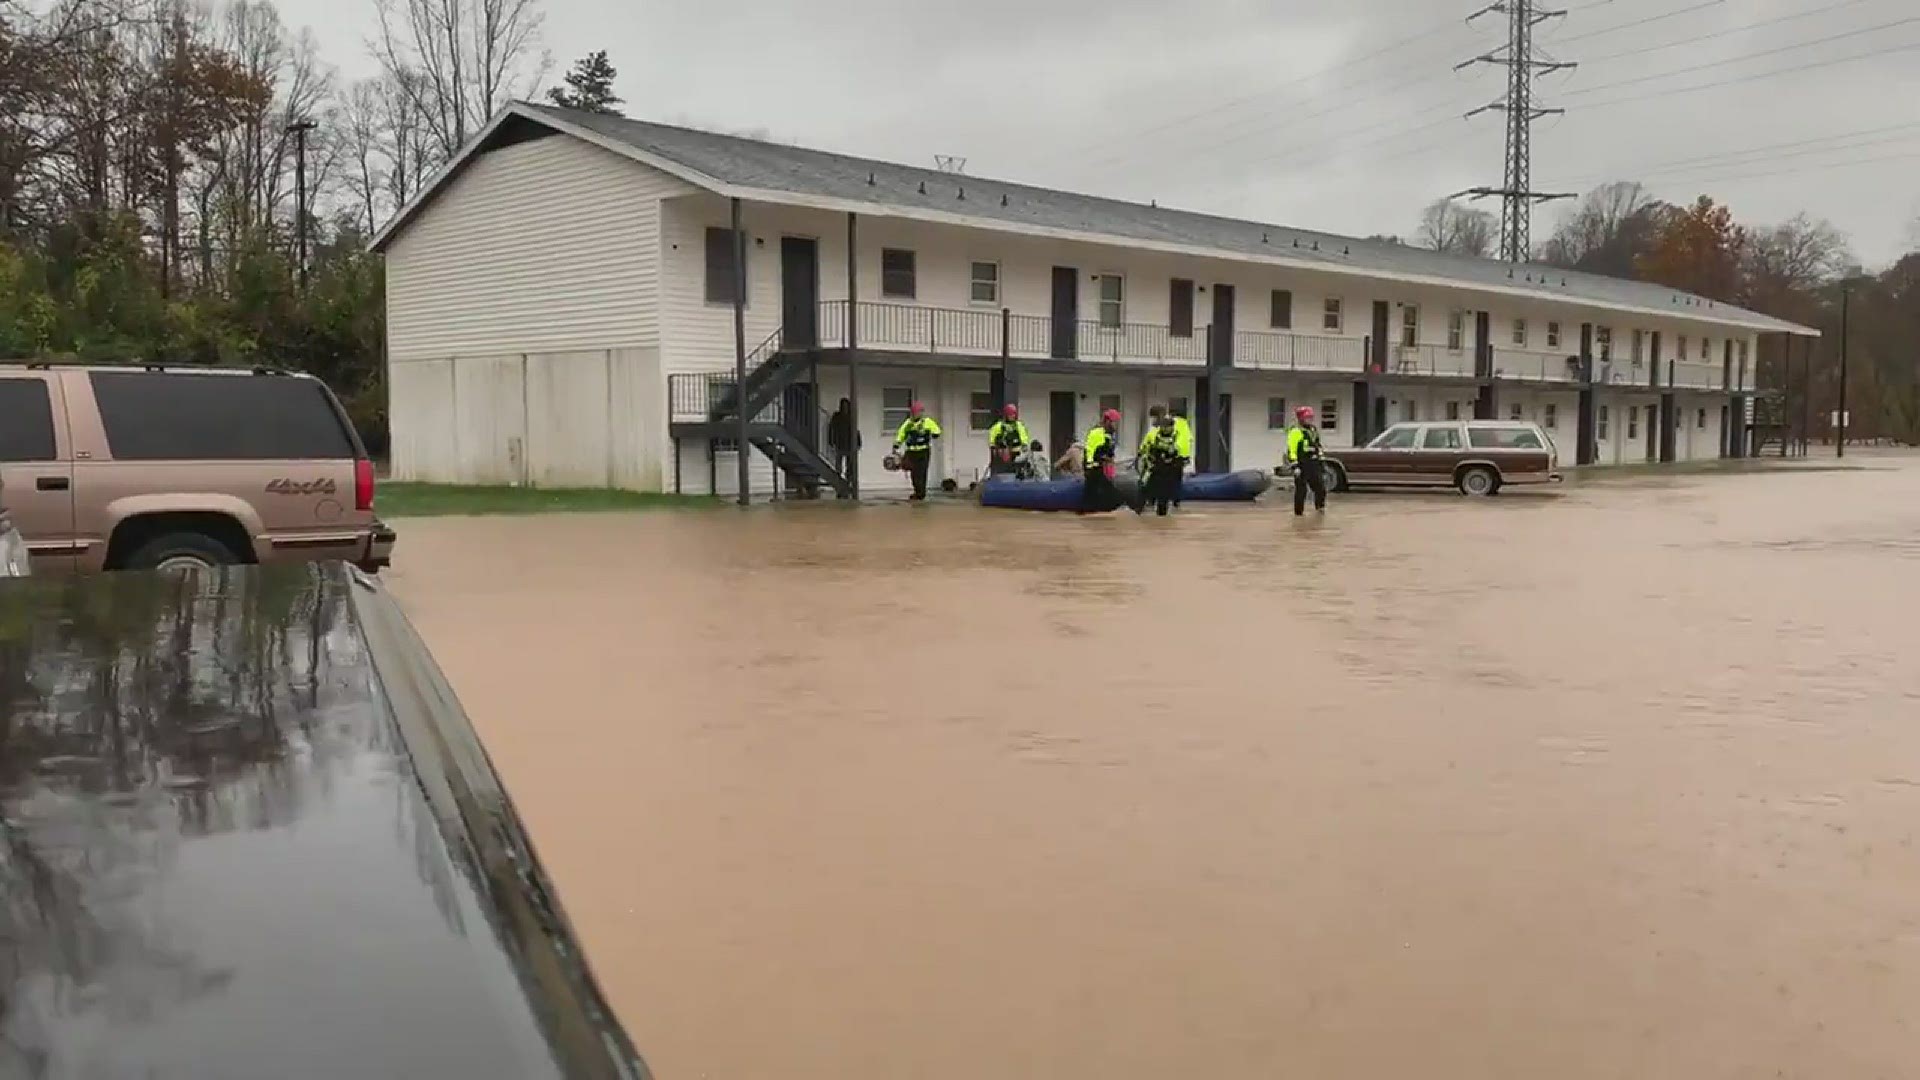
left=0, top=363, right=395, bottom=574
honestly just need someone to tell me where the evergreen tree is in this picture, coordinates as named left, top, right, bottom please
left=546, top=51, right=623, bottom=114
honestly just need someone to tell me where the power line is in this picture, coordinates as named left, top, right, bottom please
left=1641, top=147, right=1920, bottom=188
left=1561, top=16, right=1920, bottom=97
left=1457, top=0, right=1576, bottom=261
left=1571, top=37, right=1920, bottom=109
left=1545, top=0, right=1727, bottom=45
left=1579, top=0, right=1876, bottom=63
left=1553, top=119, right=1920, bottom=186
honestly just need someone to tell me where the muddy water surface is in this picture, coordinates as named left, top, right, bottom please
left=387, top=457, right=1920, bottom=1079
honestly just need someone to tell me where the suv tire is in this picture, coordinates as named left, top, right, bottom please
left=1457, top=466, right=1500, bottom=497
left=123, top=532, right=244, bottom=573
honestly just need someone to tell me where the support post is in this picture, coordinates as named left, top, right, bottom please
left=1838, top=282, right=1850, bottom=459
left=1474, top=310, right=1495, bottom=419
left=1575, top=322, right=1596, bottom=466
left=846, top=212, right=861, bottom=497
left=1660, top=391, right=1677, bottom=463
left=732, top=198, right=750, bottom=505
left=1799, top=334, right=1812, bottom=457
left=290, top=118, right=316, bottom=290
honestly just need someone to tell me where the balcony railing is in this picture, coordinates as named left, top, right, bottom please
left=815, top=300, right=1207, bottom=366
left=1668, top=361, right=1725, bottom=390
left=1235, top=329, right=1367, bottom=373
left=1386, top=343, right=1476, bottom=378
left=1492, top=347, right=1583, bottom=383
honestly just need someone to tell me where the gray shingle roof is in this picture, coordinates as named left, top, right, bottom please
left=477, top=103, right=1815, bottom=335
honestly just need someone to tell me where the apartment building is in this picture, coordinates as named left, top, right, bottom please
left=372, top=102, right=1815, bottom=497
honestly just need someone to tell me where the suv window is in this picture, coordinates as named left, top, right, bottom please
left=91, top=372, right=356, bottom=461
left=1421, top=425, right=1463, bottom=450
left=1369, top=425, right=1419, bottom=449
left=1468, top=425, right=1546, bottom=450
left=0, top=378, right=58, bottom=462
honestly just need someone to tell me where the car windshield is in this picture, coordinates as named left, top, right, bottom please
left=1368, top=425, right=1419, bottom=449
left=1468, top=426, right=1546, bottom=450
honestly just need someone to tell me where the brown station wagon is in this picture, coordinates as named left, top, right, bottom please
left=0, top=363, right=395, bottom=574
left=1323, top=419, right=1562, bottom=496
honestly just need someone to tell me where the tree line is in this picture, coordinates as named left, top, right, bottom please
left=0, top=0, right=617, bottom=451
left=1412, top=186, right=1918, bottom=445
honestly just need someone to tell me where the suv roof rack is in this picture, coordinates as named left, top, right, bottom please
left=0, top=359, right=300, bottom=377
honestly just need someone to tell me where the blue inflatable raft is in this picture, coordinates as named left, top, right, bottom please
left=979, top=469, right=1271, bottom=511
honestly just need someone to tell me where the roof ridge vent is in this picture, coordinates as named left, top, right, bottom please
left=1311, top=240, right=1319, bottom=251
left=1000, top=194, right=1008, bottom=207
left=917, top=180, right=926, bottom=195
left=957, top=186, right=965, bottom=200
left=1261, top=231, right=1269, bottom=243
left=867, top=172, right=876, bottom=185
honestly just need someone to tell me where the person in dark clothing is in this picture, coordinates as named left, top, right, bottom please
left=1287, top=405, right=1328, bottom=516
left=1080, top=408, right=1128, bottom=513
left=1140, top=414, right=1184, bottom=516
left=826, top=398, right=859, bottom=479
left=892, top=401, right=942, bottom=501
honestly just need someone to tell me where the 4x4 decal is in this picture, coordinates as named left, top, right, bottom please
left=266, top=478, right=337, bottom=496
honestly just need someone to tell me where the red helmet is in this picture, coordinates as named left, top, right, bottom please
left=1003, top=404, right=1019, bottom=420
left=1102, top=408, right=1121, bottom=426
left=909, top=401, right=926, bottom=417
left=1296, top=405, right=1316, bottom=423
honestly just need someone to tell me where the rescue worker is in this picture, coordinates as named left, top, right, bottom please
left=985, top=404, right=1033, bottom=477
left=892, top=401, right=942, bottom=501
left=1140, top=413, right=1185, bottom=516
left=1081, top=408, right=1125, bottom=512
left=1286, top=404, right=1328, bottom=517
left=1170, top=405, right=1195, bottom=506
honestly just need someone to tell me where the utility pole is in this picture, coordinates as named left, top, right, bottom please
left=289, top=117, right=318, bottom=290
left=1455, top=0, right=1575, bottom=262
left=1836, top=280, right=1850, bottom=459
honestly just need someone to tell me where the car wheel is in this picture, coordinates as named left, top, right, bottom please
left=1323, top=462, right=1348, bottom=493
left=124, top=532, right=242, bottom=574
left=1457, top=466, right=1499, bottom=497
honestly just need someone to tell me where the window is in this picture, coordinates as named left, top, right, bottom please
left=1509, top=402, right=1524, bottom=421
left=882, top=386, right=915, bottom=433
left=1323, top=297, right=1344, bottom=333
left=1469, top=426, right=1544, bottom=450
left=1168, top=396, right=1189, bottom=419
left=1401, top=305, right=1420, bottom=348
left=90, top=372, right=355, bottom=461
left=1401, top=399, right=1417, bottom=422
left=1512, top=318, right=1527, bottom=347
left=1598, top=404, right=1611, bottom=439
left=969, top=261, right=999, bottom=305
left=0, top=378, right=58, bottom=462
left=1677, top=335, right=1688, bottom=362
left=1701, top=336, right=1712, bottom=361
left=1632, top=329, right=1645, bottom=363
left=1098, top=274, right=1124, bottom=328
left=1098, top=393, right=1122, bottom=421
left=1628, top=406, right=1640, bottom=439
left=1320, top=398, right=1340, bottom=432
left=703, top=227, right=745, bottom=304
left=1546, top=322, right=1562, bottom=349
left=1267, top=396, right=1289, bottom=430
left=969, top=391, right=995, bottom=432
left=1170, top=279, right=1195, bottom=338
left=1697, top=408, right=1707, bottom=429
left=1370, top=425, right=1420, bottom=449
left=1270, top=289, right=1293, bottom=329
left=1447, top=310, right=1465, bottom=352
left=1596, top=326, right=1613, bottom=361
left=1422, top=426, right=1463, bottom=450
left=1544, top=402, right=1558, bottom=430
left=1445, top=401, right=1461, bottom=421
left=881, top=249, right=917, bottom=298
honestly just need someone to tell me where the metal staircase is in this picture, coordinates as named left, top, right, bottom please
left=668, top=327, right=852, bottom=498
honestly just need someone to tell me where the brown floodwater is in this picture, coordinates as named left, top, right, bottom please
left=387, top=454, right=1920, bottom=1080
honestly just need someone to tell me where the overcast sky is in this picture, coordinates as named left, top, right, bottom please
left=285, top=0, right=1920, bottom=266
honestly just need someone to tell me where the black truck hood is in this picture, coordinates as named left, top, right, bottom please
left=0, top=565, right=649, bottom=1079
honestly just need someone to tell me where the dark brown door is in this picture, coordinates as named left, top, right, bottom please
left=1051, top=268, right=1078, bottom=359
left=1169, top=279, right=1195, bottom=339
left=1645, top=403, right=1658, bottom=461
left=780, top=237, right=819, bottom=348
left=1049, top=391, right=1077, bottom=460
left=1210, top=285, right=1235, bottom=366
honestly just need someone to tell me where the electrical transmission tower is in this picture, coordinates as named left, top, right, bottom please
left=1455, top=0, right=1576, bottom=262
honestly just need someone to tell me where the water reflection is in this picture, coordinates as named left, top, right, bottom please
left=0, top=567, right=468, bottom=1075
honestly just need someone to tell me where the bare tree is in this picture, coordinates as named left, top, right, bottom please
left=1743, top=214, right=1852, bottom=313
left=1538, top=181, right=1664, bottom=275
left=1417, top=198, right=1496, bottom=258
left=372, top=0, right=549, bottom=162
left=333, top=79, right=385, bottom=233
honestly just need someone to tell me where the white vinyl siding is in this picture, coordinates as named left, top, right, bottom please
left=385, top=136, right=692, bottom=362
